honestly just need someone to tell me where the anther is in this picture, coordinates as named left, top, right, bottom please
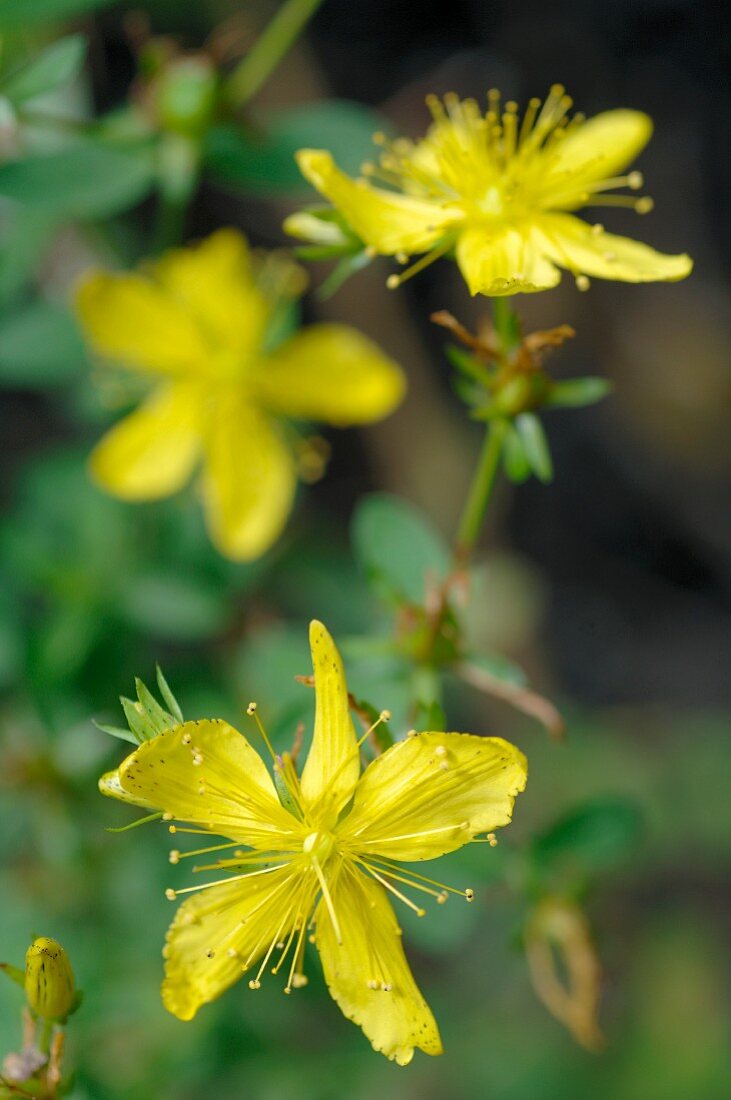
left=292, top=974, right=308, bottom=989
left=248, top=979, right=261, bottom=990
left=627, top=170, right=643, bottom=190
left=382, top=982, right=393, bottom=992
left=635, top=196, right=654, bottom=214
left=246, top=702, right=257, bottom=715
left=165, top=888, right=176, bottom=901
left=169, top=850, right=180, bottom=864
left=182, top=733, right=192, bottom=745
left=435, top=745, right=447, bottom=757
left=395, top=252, right=408, bottom=264
left=386, top=274, right=400, bottom=290
left=227, top=948, right=239, bottom=958
left=465, top=888, right=475, bottom=902
left=437, top=891, right=448, bottom=904
left=206, top=949, right=215, bottom=959
left=380, top=710, right=391, bottom=721
left=487, top=833, right=498, bottom=847
left=162, top=812, right=173, bottom=821
left=575, top=274, right=591, bottom=292
left=168, top=825, right=177, bottom=834
left=367, top=979, right=379, bottom=989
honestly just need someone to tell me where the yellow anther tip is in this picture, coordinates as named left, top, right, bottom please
left=165, top=888, right=176, bottom=901
left=169, top=850, right=180, bottom=864
left=248, top=979, right=261, bottom=990
left=246, top=702, right=257, bottom=714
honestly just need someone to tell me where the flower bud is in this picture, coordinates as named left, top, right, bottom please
left=24, top=937, right=76, bottom=1022
left=153, top=56, right=218, bottom=138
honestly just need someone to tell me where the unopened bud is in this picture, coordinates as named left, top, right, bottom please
left=24, top=937, right=76, bottom=1022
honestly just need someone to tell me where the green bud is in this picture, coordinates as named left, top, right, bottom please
left=24, top=937, right=76, bottom=1022
left=154, top=57, right=218, bottom=138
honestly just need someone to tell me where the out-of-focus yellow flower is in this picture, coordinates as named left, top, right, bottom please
left=101, top=621, right=527, bottom=1064
left=76, top=231, right=405, bottom=560
left=24, top=938, right=76, bottom=1023
left=293, top=86, right=692, bottom=297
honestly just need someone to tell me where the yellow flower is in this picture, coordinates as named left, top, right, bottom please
left=292, top=86, right=693, bottom=297
left=101, top=621, right=527, bottom=1064
left=76, top=230, right=405, bottom=560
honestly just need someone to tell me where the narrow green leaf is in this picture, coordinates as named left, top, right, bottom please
left=134, top=677, right=176, bottom=736
left=119, top=696, right=149, bottom=742
left=91, top=719, right=139, bottom=746
left=2, top=34, right=86, bottom=105
left=515, top=413, right=553, bottom=483
left=545, top=377, right=613, bottom=409
left=156, top=665, right=183, bottom=724
left=502, top=422, right=532, bottom=483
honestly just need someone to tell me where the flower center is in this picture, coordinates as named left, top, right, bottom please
left=303, top=830, right=335, bottom=865
left=478, top=184, right=504, bottom=218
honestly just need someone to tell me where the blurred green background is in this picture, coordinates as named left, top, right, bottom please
left=1, top=2, right=729, bottom=1098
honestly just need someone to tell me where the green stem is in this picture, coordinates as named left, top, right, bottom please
left=38, top=1018, right=53, bottom=1056
left=226, top=0, right=326, bottom=108
left=455, top=420, right=506, bottom=558
left=453, top=298, right=519, bottom=559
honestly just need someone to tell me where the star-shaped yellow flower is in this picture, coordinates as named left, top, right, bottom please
left=100, top=621, right=527, bottom=1064
left=291, top=86, right=693, bottom=297
left=76, top=230, right=405, bottom=560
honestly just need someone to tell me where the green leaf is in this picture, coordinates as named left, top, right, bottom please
left=1, top=35, right=86, bottom=105
left=156, top=665, right=183, bottom=724
left=0, top=140, right=156, bottom=220
left=0, top=0, right=116, bottom=30
left=351, top=493, right=452, bottom=606
left=0, top=300, right=86, bottom=387
left=91, top=719, right=139, bottom=746
left=532, top=798, right=645, bottom=882
left=545, top=377, right=613, bottom=409
left=204, top=100, right=386, bottom=195
left=502, top=422, right=532, bottom=483
left=515, top=412, right=553, bottom=483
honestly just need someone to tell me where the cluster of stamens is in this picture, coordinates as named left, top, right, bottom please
left=359, top=85, right=654, bottom=291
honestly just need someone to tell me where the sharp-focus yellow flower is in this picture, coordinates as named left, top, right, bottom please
left=101, top=621, right=527, bottom=1064
left=76, top=231, right=405, bottom=560
left=292, top=86, right=693, bottom=297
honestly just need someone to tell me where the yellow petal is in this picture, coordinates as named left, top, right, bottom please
left=255, top=324, right=405, bottom=426
left=315, top=865, right=441, bottom=1065
left=541, top=109, right=653, bottom=207
left=537, top=213, right=693, bottom=283
left=296, top=150, right=460, bottom=255
left=456, top=225, right=561, bottom=297
left=163, top=865, right=304, bottom=1020
left=201, top=396, right=296, bottom=561
left=118, top=720, right=298, bottom=845
left=299, top=621, right=360, bottom=824
left=341, top=732, right=527, bottom=861
left=152, top=229, right=269, bottom=360
left=98, top=767, right=158, bottom=809
left=89, top=383, right=202, bottom=501
left=75, top=270, right=207, bottom=374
